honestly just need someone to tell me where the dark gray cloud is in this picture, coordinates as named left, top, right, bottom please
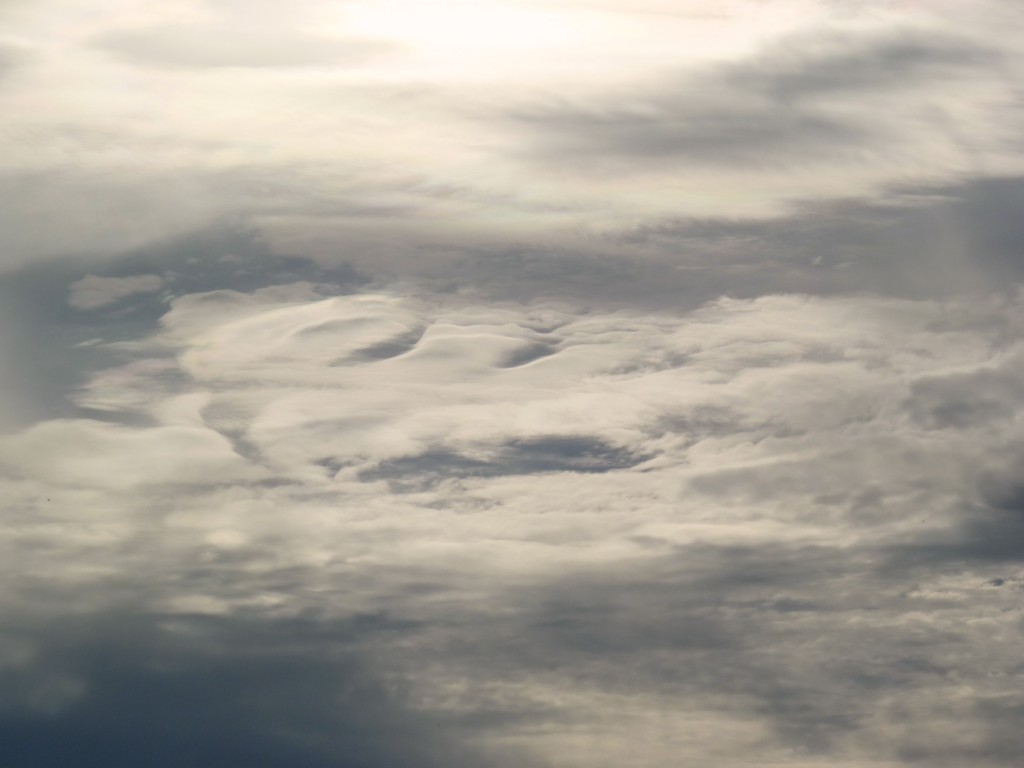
left=514, top=30, right=1001, bottom=168
left=905, top=368, right=1019, bottom=431
left=433, top=539, right=1018, bottom=762
left=358, top=435, right=650, bottom=491
left=0, top=170, right=227, bottom=272
left=229, top=174, right=1024, bottom=311
left=0, top=612, right=501, bottom=768
left=736, top=33, right=997, bottom=99
left=888, top=461, right=1024, bottom=567
left=598, top=176, right=1024, bottom=300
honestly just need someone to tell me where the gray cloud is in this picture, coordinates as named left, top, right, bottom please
left=358, top=435, right=650, bottom=492
left=0, top=613, right=503, bottom=768
left=245, top=174, right=1024, bottom=312
left=0, top=41, right=27, bottom=76
left=6, top=2, right=1024, bottom=766
left=96, top=25, right=395, bottom=69
left=3, top=274, right=1024, bottom=766
left=905, top=368, right=1019, bottom=431
left=0, top=224, right=363, bottom=432
left=514, top=30, right=1003, bottom=168
left=68, top=274, right=165, bottom=310
left=424, top=536, right=1022, bottom=763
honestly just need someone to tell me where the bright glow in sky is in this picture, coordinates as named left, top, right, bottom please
left=346, top=2, right=578, bottom=49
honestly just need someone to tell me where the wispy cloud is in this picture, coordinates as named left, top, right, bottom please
left=513, top=29, right=1007, bottom=169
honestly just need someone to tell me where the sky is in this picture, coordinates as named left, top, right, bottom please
left=2, top=1, right=1024, bottom=766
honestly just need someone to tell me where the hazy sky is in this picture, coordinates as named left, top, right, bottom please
left=3, top=2, right=1024, bottom=766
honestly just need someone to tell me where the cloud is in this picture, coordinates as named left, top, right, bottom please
left=67, top=274, right=164, bottom=310
left=597, top=176, right=1024, bottom=300
left=0, top=612, right=505, bottom=768
left=3, top=279, right=1024, bottom=764
left=513, top=29, right=1007, bottom=169
left=360, top=435, right=650, bottom=492
left=0, top=171, right=228, bottom=273
left=0, top=223, right=365, bottom=434
left=0, top=41, right=28, bottom=76
left=96, top=24, right=395, bottom=70
left=5, top=2, right=1024, bottom=766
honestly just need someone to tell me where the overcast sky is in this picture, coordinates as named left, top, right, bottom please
left=2, top=1, right=1024, bottom=766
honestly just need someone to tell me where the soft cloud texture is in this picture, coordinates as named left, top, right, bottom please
left=95, top=0, right=397, bottom=70
left=5, top=278, right=1024, bottom=765
left=515, top=28, right=1007, bottom=169
left=4, top=0, right=1024, bottom=766
left=68, top=274, right=164, bottom=310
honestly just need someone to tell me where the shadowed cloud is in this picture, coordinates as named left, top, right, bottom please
left=514, top=29, right=1002, bottom=168
left=5, top=1, right=1024, bottom=766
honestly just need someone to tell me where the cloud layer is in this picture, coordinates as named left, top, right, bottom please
left=4, top=1, right=1024, bottom=765
left=4, top=278, right=1024, bottom=765
left=515, top=28, right=1005, bottom=169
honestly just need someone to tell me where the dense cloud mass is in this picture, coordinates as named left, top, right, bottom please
left=3, top=1, right=1024, bottom=766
